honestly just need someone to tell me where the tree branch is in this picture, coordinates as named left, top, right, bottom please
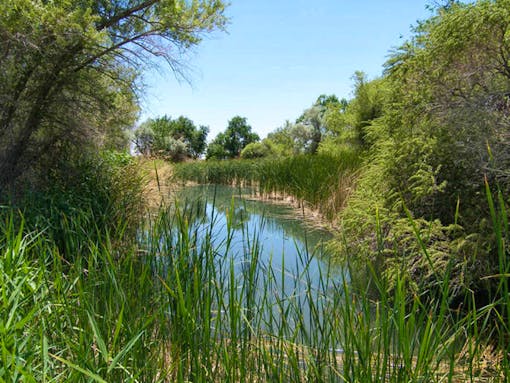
left=96, top=0, right=159, bottom=31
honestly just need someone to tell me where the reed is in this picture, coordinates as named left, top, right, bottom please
left=173, top=153, right=362, bottom=221
left=1, top=186, right=508, bottom=381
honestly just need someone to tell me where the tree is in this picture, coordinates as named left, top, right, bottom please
left=170, top=116, right=209, bottom=159
left=345, top=72, right=388, bottom=147
left=265, top=121, right=298, bottom=156
left=295, top=94, right=340, bottom=154
left=223, top=116, right=260, bottom=158
left=320, top=97, right=355, bottom=148
left=207, top=116, right=259, bottom=159
left=0, top=0, right=227, bottom=188
left=240, top=141, right=274, bottom=159
left=205, top=135, right=228, bottom=160
left=133, top=123, right=155, bottom=156
left=134, top=115, right=209, bottom=160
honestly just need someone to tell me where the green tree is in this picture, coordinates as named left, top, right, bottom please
left=170, top=116, right=209, bottom=159
left=134, top=115, right=209, bottom=160
left=319, top=97, right=358, bottom=153
left=133, top=122, right=155, bottom=156
left=265, top=121, right=298, bottom=156
left=240, top=141, right=274, bottom=159
left=205, top=135, right=228, bottom=160
left=294, top=94, right=340, bottom=154
left=223, top=116, right=260, bottom=158
left=346, top=72, right=388, bottom=147
left=0, top=0, right=227, bottom=188
left=207, top=116, right=259, bottom=159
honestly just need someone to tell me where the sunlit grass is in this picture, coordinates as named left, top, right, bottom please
left=1, top=189, right=508, bottom=381
left=173, top=153, right=362, bottom=220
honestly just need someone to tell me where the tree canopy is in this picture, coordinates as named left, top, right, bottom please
left=263, top=95, right=348, bottom=156
left=0, top=0, right=227, bottom=188
left=134, top=115, right=209, bottom=161
left=206, top=116, right=260, bottom=159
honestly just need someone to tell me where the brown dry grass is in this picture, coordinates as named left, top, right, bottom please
left=140, top=159, right=177, bottom=209
left=157, top=337, right=504, bottom=382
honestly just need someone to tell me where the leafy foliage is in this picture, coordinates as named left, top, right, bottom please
left=206, top=116, right=259, bottom=159
left=0, top=0, right=227, bottom=188
left=17, top=150, right=145, bottom=256
left=134, top=115, right=209, bottom=161
left=344, top=72, right=389, bottom=148
left=240, top=141, right=274, bottom=159
left=338, top=0, right=510, bottom=302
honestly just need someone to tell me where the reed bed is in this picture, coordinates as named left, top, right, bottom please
left=173, top=153, right=361, bottom=220
left=1, top=191, right=508, bottom=381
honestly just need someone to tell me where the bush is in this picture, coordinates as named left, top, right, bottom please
left=240, top=142, right=272, bottom=159
left=334, top=1, right=510, bottom=305
left=158, top=136, right=189, bottom=162
left=6, top=150, right=145, bottom=258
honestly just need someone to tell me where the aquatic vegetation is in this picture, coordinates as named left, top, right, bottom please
left=1, top=190, right=508, bottom=381
left=173, top=153, right=361, bottom=221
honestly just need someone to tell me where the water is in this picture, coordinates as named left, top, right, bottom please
left=184, top=185, right=342, bottom=299
left=148, top=184, right=346, bottom=341
left=174, top=184, right=335, bottom=281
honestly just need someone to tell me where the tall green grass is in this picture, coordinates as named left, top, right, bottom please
left=10, top=151, right=145, bottom=258
left=173, top=153, right=362, bottom=220
left=0, top=213, right=169, bottom=381
left=2, top=188, right=508, bottom=381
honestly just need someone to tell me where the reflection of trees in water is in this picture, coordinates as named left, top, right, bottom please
left=175, top=196, right=210, bottom=226
left=175, top=185, right=251, bottom=229
left=175, top=184, right=332, bottom=252
left=231, top=206, right=249, bottom=230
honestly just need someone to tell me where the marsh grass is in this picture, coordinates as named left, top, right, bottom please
left=173, top=153, right=361, bottom=221
left=1, top=186, right=509, bottom=381
left=0, top=213, right=169, bottom=382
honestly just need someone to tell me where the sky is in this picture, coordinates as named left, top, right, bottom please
left=140, top=1, right=436, bottom=140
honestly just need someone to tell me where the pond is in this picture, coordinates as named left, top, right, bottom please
left=174, top=184, right=337, bottom=282
left=137, top=183, right=354, bottom=354
left=158, top=184, right=347, bottom=335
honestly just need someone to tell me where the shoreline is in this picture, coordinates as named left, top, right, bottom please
left=170, top=179, right=338, bottom=234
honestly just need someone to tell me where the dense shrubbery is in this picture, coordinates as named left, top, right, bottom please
left=4, top=150, right=145, bottom=258
left=337, top=1, right=510, bottom=305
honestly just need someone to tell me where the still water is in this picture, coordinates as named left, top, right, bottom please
left=151, top=184, right=346, bottom=338
left=172, top=185, right=342, bottom=297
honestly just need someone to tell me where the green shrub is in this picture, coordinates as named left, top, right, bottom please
left=6, top=150, right=145, bottom=258
left=240, top=142, right=272, bottom=159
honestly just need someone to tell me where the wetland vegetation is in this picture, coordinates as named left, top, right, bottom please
left=2, top=0, right=510, bottom=381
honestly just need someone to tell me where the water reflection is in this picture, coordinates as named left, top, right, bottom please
left=153, top=184, right=345, bottom=338
left=175, top=184, right=333, bottom=260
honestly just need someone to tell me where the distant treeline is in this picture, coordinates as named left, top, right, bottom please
left=173, top=1, right=510, bottom=310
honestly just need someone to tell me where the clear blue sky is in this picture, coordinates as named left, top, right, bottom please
left=140, top=1, right=435, bottom=140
